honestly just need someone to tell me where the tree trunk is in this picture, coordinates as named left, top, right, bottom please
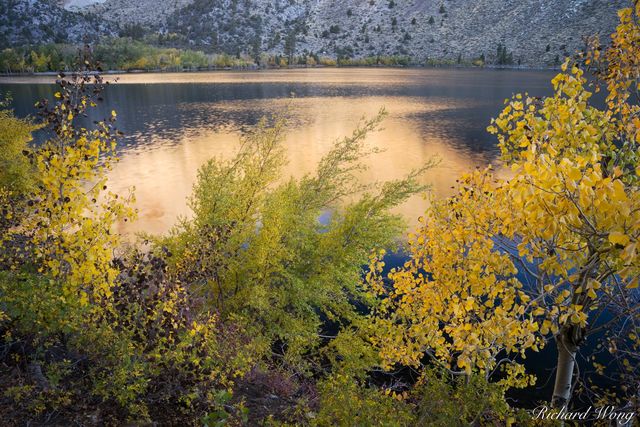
left=552, top=327, right=579, bottom=408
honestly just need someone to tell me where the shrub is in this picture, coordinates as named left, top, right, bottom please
left=413, top=369, right=532, bottom=426
left=0, top=99, right=40, bottom=199
left=314, top=374, right=414, bottom=427
left=162, top=111, right=431, bottom=371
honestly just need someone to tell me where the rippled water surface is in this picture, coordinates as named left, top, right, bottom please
left=1, top=68, right=556, bottom=235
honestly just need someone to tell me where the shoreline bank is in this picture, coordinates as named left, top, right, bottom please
left=0, top=63, right=561, bottom=79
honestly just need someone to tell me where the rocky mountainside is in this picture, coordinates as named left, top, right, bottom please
left=0, top=0, right=116, bottom=47
left=2, top=0, right=630, bottom=66
left=159, top=0, right=628, bottom=65
left=60, top=0, right=107, bottom=10
left=164, top=0, right=309, bottom=57
left=301, top=0, right=628, bottom=65
left=85, top=0, right=194, bottom=26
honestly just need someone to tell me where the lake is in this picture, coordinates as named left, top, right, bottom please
left=0, top=68, right=557, bottom=236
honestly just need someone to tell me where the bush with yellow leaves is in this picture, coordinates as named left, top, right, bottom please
left=367, top=2, right=640, bottom=410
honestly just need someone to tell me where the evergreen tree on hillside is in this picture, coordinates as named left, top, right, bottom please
left=496, top=43, right=513, bottom=65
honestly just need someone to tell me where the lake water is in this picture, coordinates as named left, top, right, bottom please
left=0, top=68, right=556, bottom=236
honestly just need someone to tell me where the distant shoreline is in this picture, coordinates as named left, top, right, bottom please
left=0, top=63, right=560, bottom=79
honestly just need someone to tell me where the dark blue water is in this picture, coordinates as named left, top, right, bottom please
left=0, top=68, right=558, bottom=235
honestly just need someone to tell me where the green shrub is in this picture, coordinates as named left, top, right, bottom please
left=163, top=111, right=430, bottom=370
left=413, top=368, right=533, bottom=426
left=314, top=374, right=414, bottom=427
left=0, top=101, right=39, bottom=197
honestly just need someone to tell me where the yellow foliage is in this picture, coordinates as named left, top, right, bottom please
left=368, top=171, right=543, bottom=380
left=368, top=4, right=640, bottom=395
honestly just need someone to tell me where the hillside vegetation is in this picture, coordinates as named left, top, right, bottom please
left=0, top=0, right=630, bottom=67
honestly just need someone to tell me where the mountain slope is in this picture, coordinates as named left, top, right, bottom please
left=156, top=0, right=628, bottom=65
left=1, top=0, right=630, bottom=66
left=164, top=0, right=308, bottom=56
left=85, top=0, right=194, bottom=26
left=0, top=0, right=115, bottom=48
left=299, top=0, right=627, bottom=64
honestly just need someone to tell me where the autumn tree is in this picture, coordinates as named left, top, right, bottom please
left=366, top=170, right=542, bottom=388
left=580, top=0, right=640, bottom=408
left=368, top=2, right=640, bottom=410
left=13, top=67, right=133, bottom=305
left=0, top=57, right=255, bottom=424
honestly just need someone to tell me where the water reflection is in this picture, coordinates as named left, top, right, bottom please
left=0, top=68, right=556, bottom=235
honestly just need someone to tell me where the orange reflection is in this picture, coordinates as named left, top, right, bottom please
left=109, top=95, right=505, bottom=236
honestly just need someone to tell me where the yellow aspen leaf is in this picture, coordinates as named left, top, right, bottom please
left=609, top=231, right=630, bottom=246
left=567, top=167, right=582, bottom=181
left=611, top=179, right=627, bottom=202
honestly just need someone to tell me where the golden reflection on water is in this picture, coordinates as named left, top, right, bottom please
left=109, top=94, right=505, bottom=236
left=1, top=68, right=489, bottom=86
